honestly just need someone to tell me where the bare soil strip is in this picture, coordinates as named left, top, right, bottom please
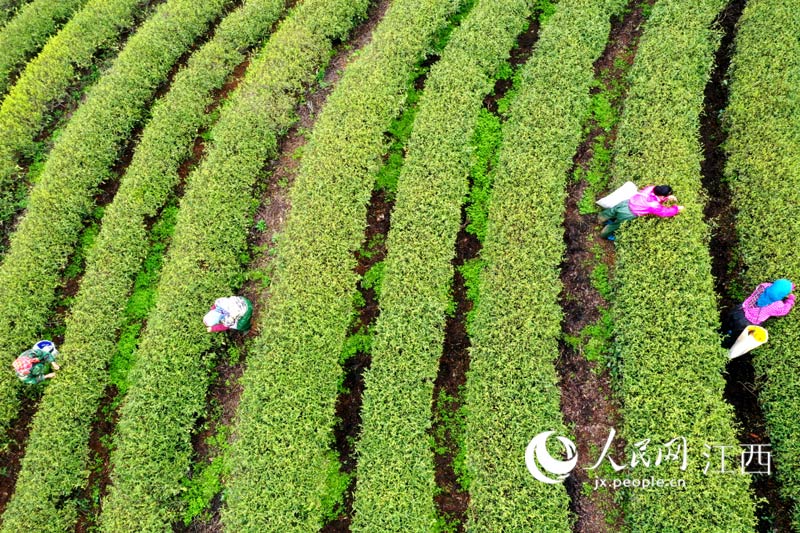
left=175, top=2, right=393, bottom=530
left=321, top=186, right=392, bottom=533
left=430, top=207, right=479, bottom=531
left=0, top=394, right=34, bottom=515
left=74, top=388, right=118, bottom=533
left=556, top=2, right=651, bottom=531
left=430, top=15, right=542, bottom=532
left=700, top=1, right=793, bottom=530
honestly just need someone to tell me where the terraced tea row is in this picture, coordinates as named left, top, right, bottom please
left=0, top=0, right=287, bottom=529
left=0, top=0, right=790, bottom=529
left=221, top=0, right=468, bottom=528
left=97, top=0, right=374, bottom=528
left=0, top=0, right=87, bottom=95
left=0, top=0, right=152, bottom=230
left=610, top=0, right=756, bottom=530
left=724, top=0, right=800, bottom=526
left=462, top=0, right=625, bottom=529
left=0, top=0, right=230, bottom=438
left=350, top=0, right=535, bottom=528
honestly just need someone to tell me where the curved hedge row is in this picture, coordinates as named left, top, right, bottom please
left=610, top=0, right=756, bottom=530
left=724, top=0, right=800, bottom=526
left=220, top=0, right=466, bottom=528
left=0, top=0, right=231, bottom=438
left=0, top=0, right=87, bottom=95
left=461, top=0, right=624, bottom=529
left=0, top=0, right=148, bottom=230
left=0, top=1, right=287, bottom=530
left=96, top=0, right=372, bottom=529
left=349, top=0, right=535, bottom=528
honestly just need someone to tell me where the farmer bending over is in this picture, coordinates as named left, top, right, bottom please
left=12, top=340, right=60, bottom=385
left=723, top=279, right=795, bottom=348
left=598, top=184, right=684, bottom=240
left=203, top=296, right=253, bottom=333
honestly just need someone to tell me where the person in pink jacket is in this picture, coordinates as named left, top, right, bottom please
left=598, top=184, right=685, bottom=240
left=723, top=279, right=795, bottom=347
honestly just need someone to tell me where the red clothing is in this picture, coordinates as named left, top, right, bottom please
left=742, top=283, right=796, bottom=325
left=628, top=186, right=680, bottom=218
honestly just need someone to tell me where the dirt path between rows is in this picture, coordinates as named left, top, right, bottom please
left=0, top=394, right=35, bottom=515
left=430, top=13, right=543, bottom=532
left=700, top=0, right=792, bottom=530
left=556, top=2, right=651, bottom=532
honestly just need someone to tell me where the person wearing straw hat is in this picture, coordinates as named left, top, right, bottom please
left=598, top=184, right=684, bottom=240
left=203, top=296, right=253, bottom=334
left=12, top=340, right=60, bottom=385
left=722, top=279, right=795, bottom=348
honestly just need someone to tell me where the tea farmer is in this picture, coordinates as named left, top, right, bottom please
left=598, top=184, right=684, bottom=240
left=203, top=296, right=253, bottom=333
left=12, top=340, right=60, bottom=385
left=723, top=279, right=795, bottom=348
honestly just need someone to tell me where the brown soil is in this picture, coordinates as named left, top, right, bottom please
left=170, top=57, right=252, bottom=217
left=559, top=191, right=621, bottom=533
left=556, top=3, right=651, bottom=532
left=483, top=17, right=540, bottom=114
left=430, top=222, right=478, bottom=531
left=174, top=355, right=244, bottom=533
left=433, top=9, right=546, bottom=529
left=74, top=388, right=120, bottom=533
left=0, top=394, right=37, bottom=516
left=699, top=1, right=792, bottom=530
left=321, top=188, right=392, bottom=533
left=702, top=0, right=745, bottom=312
left=179, top=1, right=393, bottom=530
left=430, top=10, right=545, bottom=531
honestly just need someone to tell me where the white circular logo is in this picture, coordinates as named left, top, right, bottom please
left=525, top=431, right=578, bottom=484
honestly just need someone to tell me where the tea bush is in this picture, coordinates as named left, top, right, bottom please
left=0, top=0, right=87, bottom=95
left=351, top=0, right=535, bottom=528
left=462, top=0, right=625, bottom=529
left=222, top=0, right=469, bottom=528
left=611, top=0, right=757, bottom=530
left=98, top=0, right=372, bottom=528
left=0, top=0, right=151, bottom=227
left=724, top=0, right=800, bottom=526
left=0, top=0, right=286, bottom=530
left=0, top=0, right=230, bottom=440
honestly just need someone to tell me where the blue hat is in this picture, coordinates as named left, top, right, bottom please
left=33, top=340, right=57, bottom=355
left=757, top=279, right=793, bottom=307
